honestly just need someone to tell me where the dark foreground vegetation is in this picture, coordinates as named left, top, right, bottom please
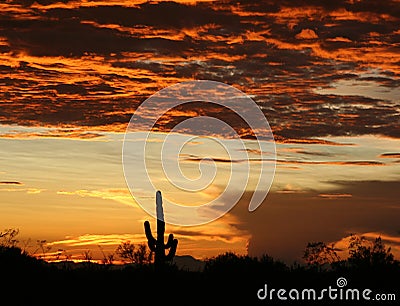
left=1, top=229, right=399, bottom=306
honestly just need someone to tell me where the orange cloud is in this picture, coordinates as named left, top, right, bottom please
left=326, top=37, right=352, bottom=42
left=332, top=231, right=400, bottom=260
left=0, top=130, right=104, bottom=140
left=1, top=0, right=399, bottom=141
left=274, top=136, right=355, bottom=146
left=318, top=193, right=352, bottom=199
left=295, top=28, right=318, bottom=40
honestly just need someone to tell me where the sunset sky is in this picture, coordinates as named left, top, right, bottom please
left=1, top=0, right=399, bottom=263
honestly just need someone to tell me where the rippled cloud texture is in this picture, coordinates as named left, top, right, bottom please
left=1, top=0, right=399, bottom=139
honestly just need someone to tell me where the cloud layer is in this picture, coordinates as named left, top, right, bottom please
left=0, top=0, right=399, bottom=140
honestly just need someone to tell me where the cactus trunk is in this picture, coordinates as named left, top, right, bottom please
left=144, top=191, right=178, bottom=271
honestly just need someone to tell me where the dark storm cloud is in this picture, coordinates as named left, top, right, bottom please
left=0, top=0, right=399, bottom=140
left=238, top=0, right=400, bottom=18
left=43, top=2, right=241, bottom=31
left=228, top=180, right=400, bottom=263
left=1, top=17, right=191, bottom=57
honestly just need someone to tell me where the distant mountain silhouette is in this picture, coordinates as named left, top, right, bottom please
left=172, top=255, right=205, bottom=271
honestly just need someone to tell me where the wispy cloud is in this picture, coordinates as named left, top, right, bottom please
left=277, top=159, right=385, bottom=166
left=0, top=187, right=45, bottom=194
left=57, top=188, right=135, bottom=206
left=0, top=181, right=22, bottom=185
left=48, top=233, right=146, bottom=247
left=379, top=153, right=400, bottom=158
left=0, top=130, right=104, bottom=140
left=318, top=193, right=352, bottom=199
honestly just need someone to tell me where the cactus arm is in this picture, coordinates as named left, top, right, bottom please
left=144, top=221, right=156, bottom=252
left=165, top=239, right=178, bottom=261
left=165, top=233, right=175, bottom=249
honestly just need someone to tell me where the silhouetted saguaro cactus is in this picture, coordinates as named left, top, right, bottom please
left=144, top=191, right=178, bottom=271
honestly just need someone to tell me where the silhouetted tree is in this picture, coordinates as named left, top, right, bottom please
left=116, top=241, right=135, bottom=263
left=134, top=243, right=152, bottom=265
left=303, top=241, right=340, bottom=269
left=116, top=241, right=152, bottom=264
left=98, top=245, right=114, bottom=265
left=348, top=234, right=395, bottom=268
left=61, top=249, right=72, bottom=262
left=204, top=252, right=259, bottom=276
left=0, top=228, right=19, bottom=247
left=35, top=239, right=51, bottom=260
left=20, top=238, right=32, bottom=255
left=259, top=254, right=288, bottom=272
left=82, top=250, right=93, bottom=262
left=104, top=254, right=115, bottom=265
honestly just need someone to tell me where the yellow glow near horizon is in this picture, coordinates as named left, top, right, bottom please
left=1, top=128, right=399, bottom=262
